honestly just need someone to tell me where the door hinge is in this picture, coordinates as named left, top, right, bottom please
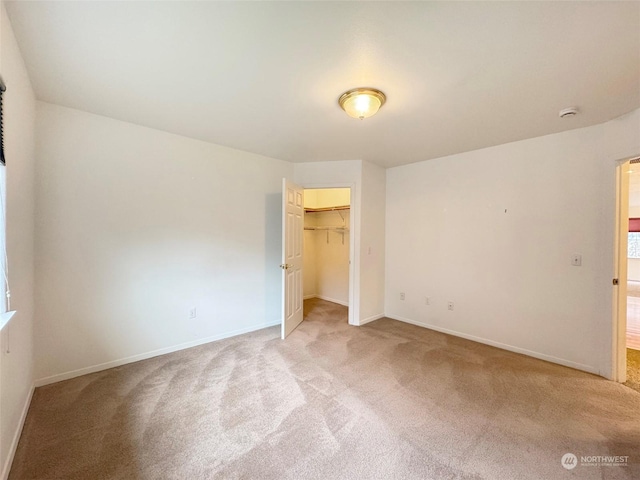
left=613, top=278, right=619, bottom=286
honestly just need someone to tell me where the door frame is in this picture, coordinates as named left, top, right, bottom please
left=613, top=159, right=630, bottom=382
left=301, top=182, right=358, bottom=326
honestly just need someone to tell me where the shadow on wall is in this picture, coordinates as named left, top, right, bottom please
left=265, top=193, right=282, bottom=326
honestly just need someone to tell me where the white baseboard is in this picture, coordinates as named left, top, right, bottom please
left=385, top=314, right=599, bottom=375
left=2, top=384, right=34, bottom=480
left=303, top=294, right=317, bottom=300
left=34, top=320, right=281, bottom=387
left=315, top=295, right=349, bottom=307
left=359, top=313, right=385, bottom=326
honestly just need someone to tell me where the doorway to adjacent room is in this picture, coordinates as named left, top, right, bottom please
left=625, top=160, right=640, bottom=390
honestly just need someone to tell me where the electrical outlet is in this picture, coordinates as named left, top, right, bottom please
left=400, top=292, right=405, bottom=301
left=425, top=296, right=431, bottom=305
left=189, top=307, right=197, bottom=319
left=447, top=302, right=454, bottom=311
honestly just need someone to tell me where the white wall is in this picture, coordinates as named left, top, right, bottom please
left=385, top=109, right=640, bottom=378
left=315, top=210, right=350, bottom=305
left=359, top=161, right=386, bottom=323
left=34, top=102, right=293, bottom=384
left=0, top=3, right=36, bottom=478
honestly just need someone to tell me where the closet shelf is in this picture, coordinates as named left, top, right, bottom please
left=304, top=205, right=350, bottom=213
left=304, top=226, right=349, bottom=231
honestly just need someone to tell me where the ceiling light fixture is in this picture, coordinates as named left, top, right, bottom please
left=338, top=88, right=386, bottom=120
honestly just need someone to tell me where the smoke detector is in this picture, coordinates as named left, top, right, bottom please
left=559, top=107, right=579, bottom=118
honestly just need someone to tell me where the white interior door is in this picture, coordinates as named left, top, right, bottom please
left=281, top=178, right=304, bottom=338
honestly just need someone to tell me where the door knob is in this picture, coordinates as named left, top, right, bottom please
left=280, top=264, right=293, bottom=270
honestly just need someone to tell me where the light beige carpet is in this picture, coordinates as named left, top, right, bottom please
left=10, top=298, right=640, bottom=479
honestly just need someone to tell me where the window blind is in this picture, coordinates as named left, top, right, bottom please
left=0, top=76, right=5, bottom=165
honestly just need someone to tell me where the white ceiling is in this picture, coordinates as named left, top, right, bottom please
left=5, top=1, right=640, bottom=168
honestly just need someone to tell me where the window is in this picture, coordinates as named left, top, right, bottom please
left=0, top=76, right=10, bottom=324
left=629, top=232, right=640, bottom=259
left=0, top=75, right=4, bottom=165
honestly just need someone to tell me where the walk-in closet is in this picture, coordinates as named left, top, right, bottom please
left=303, top=188, right=351, bottom=309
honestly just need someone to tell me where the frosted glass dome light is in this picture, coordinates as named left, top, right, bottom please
left=338, top=88, right=386, bottom=120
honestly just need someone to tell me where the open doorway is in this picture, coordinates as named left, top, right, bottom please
left=303, top=188, right=351, bottom=326
left=625, top=160, right=640, bottom=391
